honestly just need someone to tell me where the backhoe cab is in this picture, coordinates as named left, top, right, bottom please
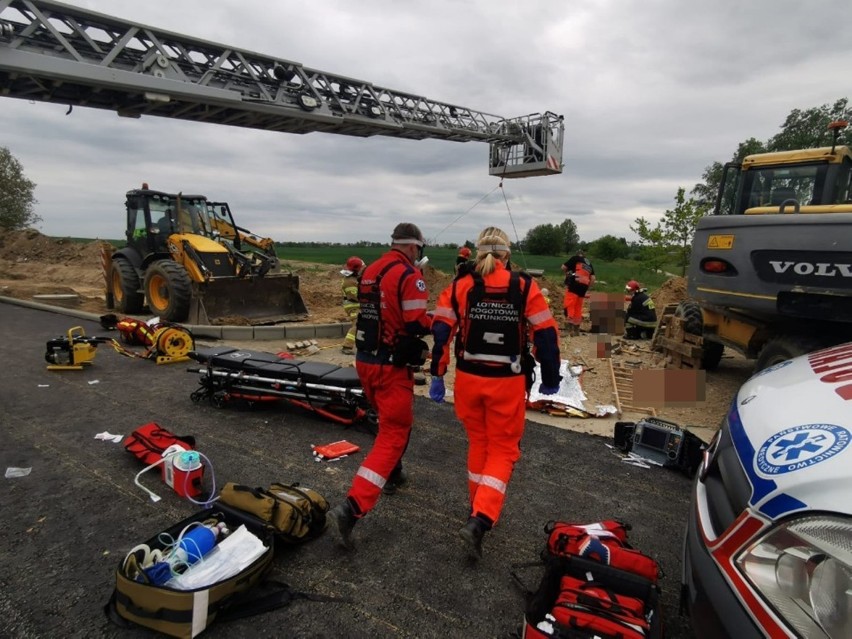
left=106, top=185, right=308, bottom=325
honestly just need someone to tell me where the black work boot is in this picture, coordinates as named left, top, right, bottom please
left=459, top=516, right=488, bottom=560
left=382, top=468, right=409, bottom=495
left=328, top=501, right=357, bottom=550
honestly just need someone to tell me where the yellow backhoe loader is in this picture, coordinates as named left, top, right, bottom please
left=104, top=185, right=308, bottom=325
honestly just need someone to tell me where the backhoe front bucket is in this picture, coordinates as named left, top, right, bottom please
left=188, top=274, right=309, bottom=325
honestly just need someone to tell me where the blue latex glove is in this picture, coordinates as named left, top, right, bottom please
left=538, top=384, right=560, bottom=395
left=429, top=377, right=445, bottom=403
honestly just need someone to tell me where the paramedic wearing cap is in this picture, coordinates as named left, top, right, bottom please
left=561, top=249, right=595, bottom=337
left=328, top=223, right=432, bottom=549
left=428, top=226, right=562, bottom=560
left=340, top=256, right=366, bottom=354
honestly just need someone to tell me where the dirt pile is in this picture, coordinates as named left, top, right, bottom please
left=651, top=276, right=687, bottom=310
left=0, top=228, right=108, bottom=265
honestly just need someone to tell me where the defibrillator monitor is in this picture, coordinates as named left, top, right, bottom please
left=632, top=418, right=685, bottom=466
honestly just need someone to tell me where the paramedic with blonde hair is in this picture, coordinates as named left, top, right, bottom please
left=428, top=226, right=562, bottom=559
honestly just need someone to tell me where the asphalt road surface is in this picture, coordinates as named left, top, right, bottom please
left=0, top=303, right=697, bottom=638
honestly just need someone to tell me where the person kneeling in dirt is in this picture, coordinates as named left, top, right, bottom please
left=623, top=280, right=657, bottom=339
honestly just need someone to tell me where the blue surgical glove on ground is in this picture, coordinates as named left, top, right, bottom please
left=538, top=384, right=560, bottom=395
left=429, top=377, right=445, bottom=403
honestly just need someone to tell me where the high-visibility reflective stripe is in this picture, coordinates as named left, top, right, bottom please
left=433, top=306, right=456, bottom=320
left=191, top=589, right=209, bottom=637
left=463, top=351, right=513, bottom=364
left=468, top=471, right=482, bottom=484
left=402, top=299, right=427, bottom=310
left=480, top=474, right=507, bottom=494
left=356, top=466, right=387, bottom=488
left=527, top=309, right=552, bottom=326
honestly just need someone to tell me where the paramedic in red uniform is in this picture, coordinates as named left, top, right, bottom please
left=428, top=226, right=562, bottom=559
left=561, top=248, right=595, bottom=336
left=328, top=223, right=431, bottom=549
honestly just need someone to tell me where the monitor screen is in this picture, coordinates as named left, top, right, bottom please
left=639, top=426, right=668, bottom=450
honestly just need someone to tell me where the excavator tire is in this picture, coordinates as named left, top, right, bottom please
left=675, top=301, right=703, bottom=336
left=675, top=301, right=725, bottom=371
left=111, top=258, right=144, bottom=314
left=754, top=335, right=824, bottom=372
left=144, top=261, right=193, bottom=322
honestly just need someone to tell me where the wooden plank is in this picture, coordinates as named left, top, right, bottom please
left=655, top=337, right=702, bottom=359
left=608, top=358, right=623, bottom=416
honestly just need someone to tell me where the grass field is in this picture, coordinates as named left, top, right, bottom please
left=60, top=238, right=677, bottom=293
left=277, top=246, right=677, bottom=292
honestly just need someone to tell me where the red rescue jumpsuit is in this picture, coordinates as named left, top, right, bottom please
left=430, top=262, right=561, bottom=526
left=347, top=249, right=431, bottom=517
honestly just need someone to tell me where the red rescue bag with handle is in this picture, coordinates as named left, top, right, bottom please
left=123, top=422, right=196, bottom=466
left=544, top=521, right=661, bottom=584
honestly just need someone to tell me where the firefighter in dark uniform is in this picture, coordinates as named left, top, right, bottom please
left=624, top=280, right=657, bottom=339
left=429, top=226, right=562, bottom=559
left=328, top=223, right=432, bottom=549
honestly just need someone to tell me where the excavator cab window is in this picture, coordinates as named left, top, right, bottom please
left=833, top=160, right=852, bottom=203
left=737, top=163, right=823, bottom=213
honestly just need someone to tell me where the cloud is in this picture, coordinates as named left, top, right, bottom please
left=1, top=0, right=849, bottom=246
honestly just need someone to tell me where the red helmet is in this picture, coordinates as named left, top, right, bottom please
left=345, top=256, right=364, bottom=272
left=341, top=256, right=365, bottom=276
left=625, top=280, right=640, bottom=293
left=458, top=247, right=472, bottom=259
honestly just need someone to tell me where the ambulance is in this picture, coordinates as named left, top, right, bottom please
left=682, top=342, right=852, bottom=638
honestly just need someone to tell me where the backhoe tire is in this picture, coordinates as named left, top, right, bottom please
left=674, top=300, right=724, bottom=370
left=754, top=335, right=824, bottom=372
left=111, top=259, right=144, bottom=314
left=144, top=261, right=192, bottom=322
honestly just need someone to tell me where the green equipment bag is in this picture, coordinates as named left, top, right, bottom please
left=104, top=507, right=286, bottom=638
left=216, top=481, right=329, bottom=544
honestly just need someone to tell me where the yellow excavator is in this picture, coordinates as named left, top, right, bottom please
left=104, top=185, right=308, bottom=325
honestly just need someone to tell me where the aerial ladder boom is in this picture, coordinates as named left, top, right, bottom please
left=0, top=0, right=563, bottom=178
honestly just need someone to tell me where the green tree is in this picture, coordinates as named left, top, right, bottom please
left=767, top=98, right=851, bottom=151
left=629, top=217, right=669, bottom=275
left=523, top=223, right=563, bottom=255
left=631, top=188, right=706, bottom=276
left=557, top=218, right=580, bottom=254
left=664, top=188, right=706, bottom=275
left=0, top=147, right=38, bottom=230
left=588, top=234, right=629, bottom=261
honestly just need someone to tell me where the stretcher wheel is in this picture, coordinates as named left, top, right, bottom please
left=212, top=391, right=228, bottom=409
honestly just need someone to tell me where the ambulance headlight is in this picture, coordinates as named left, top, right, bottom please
left=736, top=515, right=852, bottom=638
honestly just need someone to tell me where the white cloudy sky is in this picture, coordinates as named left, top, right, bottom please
left=1, top=0, right=848, bottom=246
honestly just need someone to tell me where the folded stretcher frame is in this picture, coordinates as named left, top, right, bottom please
left=188, top=346, right=376, bottom=429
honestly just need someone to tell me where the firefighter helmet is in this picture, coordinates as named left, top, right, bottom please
left=341, top=256, right=365, bottom=277
left=625, top=280, right=640, bottom=293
